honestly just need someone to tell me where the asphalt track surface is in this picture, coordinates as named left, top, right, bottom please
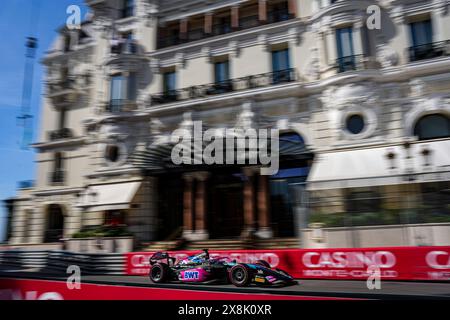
left=1, top=268, right=450, bottom=300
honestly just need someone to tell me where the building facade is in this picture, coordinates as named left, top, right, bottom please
left=8, top=0, right=450, bottom=249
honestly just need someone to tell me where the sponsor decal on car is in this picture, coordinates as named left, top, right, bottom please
left=183, top=271, right=200, bottom=280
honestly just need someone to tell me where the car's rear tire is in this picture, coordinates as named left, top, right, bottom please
left=149, top=262, right=169, bottom=283
left=230, top=264, right=252, bottom=287
left=255, top=260, right=271, bottom=268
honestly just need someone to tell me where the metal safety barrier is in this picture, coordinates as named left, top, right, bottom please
left=0, top=250, right=125, bottom=275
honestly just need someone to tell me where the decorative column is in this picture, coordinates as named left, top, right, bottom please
left=431, top=1, right=448, bottom=42
left=257, top=34, right=271, bottom=73
left=204, top=12, right=213, bottom=35
left=353, top=19, right=365, bottom=57
left=256, top=174, right=273, bottom=239
left=180, top=18, right=188, bottom=40
left=258, top=0, right=267, bottom=23
left=231, top=5, right=240, bottom=29
left=182, top=174, right=194, bottom=240
left=315, top=29, right=327, bottom=77
left=194, top=172, right=209, bottom=240
left=324, top=26, right=337, bottom=68
left=242, top=168, right=256, bottom=238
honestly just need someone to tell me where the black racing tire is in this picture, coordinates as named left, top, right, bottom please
left=230, top=264, right=252, bottom=287
left=149, top=262, right=169, bottom=283
left=255, top=260, right=271, bottom=268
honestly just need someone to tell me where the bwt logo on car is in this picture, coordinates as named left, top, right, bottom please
left=302, top=251, right=397, bottom=268
left=183, top=271, right=200, bottom=280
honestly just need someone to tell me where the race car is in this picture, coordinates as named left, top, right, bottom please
left=148, top=249, right=296, bottom=287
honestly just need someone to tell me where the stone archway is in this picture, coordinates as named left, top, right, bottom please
left=44, top=204, right=65, bottom=243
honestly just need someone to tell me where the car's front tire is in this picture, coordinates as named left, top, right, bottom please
left=229, top=264, right=252, bottom=287
left=149, top=263, right=169, bottom=283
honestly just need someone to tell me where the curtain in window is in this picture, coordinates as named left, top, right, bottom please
left=214, top=61, right=230, bottom=83
left=410, top=20, right=433, bottom=47
left=110, top=74, right=137, bottom=111
left=163, top=72, right=176, bottom=93
left=127, top=73, right=137, bottom=101
left=272, top=49, right=290, bottom=72
left=110, top=75, right=127, bottom=105
left=336, top=27, right=354, bottom=58
left=123, top=0, right=134, bottom=18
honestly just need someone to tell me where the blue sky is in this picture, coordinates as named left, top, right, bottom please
left=0, top=0, right=88, bottom=242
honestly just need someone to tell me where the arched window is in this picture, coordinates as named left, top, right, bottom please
left=279, top=132, right=305, bottom=144
left=414, top=114, right=450, bottom=141
left=278, top=132, right=307, bottom=158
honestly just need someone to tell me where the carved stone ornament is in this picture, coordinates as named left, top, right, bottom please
left=376, top=43, right=399, bottom=68
left=433, top=0, right=448, bottom=16
left=235, top=102, right=255, bottom=130
left=410, top=79, right=427, bottom=98
left=305, top=47, right=320, bottom=81
left=321, top=83, right=380, bottom=110
left=150, top=118, right=164, bottom=136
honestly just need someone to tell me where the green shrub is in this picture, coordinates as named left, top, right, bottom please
left=72, top=225, right=132, bottom=239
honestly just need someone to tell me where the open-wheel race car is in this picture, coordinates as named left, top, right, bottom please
left=148, top=249, right=297, bottom=287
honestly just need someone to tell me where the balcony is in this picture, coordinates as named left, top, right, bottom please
left=106, top=99, right=138, bottom=113
left=47, top=78, right=80, bottom=107
left=50, top=170, right=65, bottom=186
left=267, top=9, right=293, bottom=24
left=151, top=69, right=297, bottom=106
left=105, top=39, right=148, bottom=70
left=334, top=54, right=379, bottom=73
left=157, top=9, right=294, bottom=49
left=48, top=128, right=74, bottom=141
left=408, top=41, right=450, bottom=62
left=110, top=40, right=138, bottom=55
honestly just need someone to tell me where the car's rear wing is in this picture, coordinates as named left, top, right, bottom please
left=149, top=252, right=170, bottom=265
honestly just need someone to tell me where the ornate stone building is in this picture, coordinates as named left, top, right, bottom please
left=8, top=0, right=450, bottom=249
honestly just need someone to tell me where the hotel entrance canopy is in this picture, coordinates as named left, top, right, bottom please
left=307, top=140, right=450, bottom=191
left=131, top=133, right=313, bottom=173
left=77, top=181, right=142, bottom=212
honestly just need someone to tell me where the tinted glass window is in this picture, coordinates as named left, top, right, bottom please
left=346, top=114, right=365, bottom=135
left=214, top=61, right=230, bottom=83
left=410, top=20, right=432, bottom=47
left=163, top=71, right=176, bottom=93
left=414, top=114, right=450, bottom=140
left=336, top=27, right=354, bottom=58
left=272, top=48, right=290, bottom=72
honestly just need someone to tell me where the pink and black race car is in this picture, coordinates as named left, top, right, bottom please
left=148, top=249, right=296, bottom=287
